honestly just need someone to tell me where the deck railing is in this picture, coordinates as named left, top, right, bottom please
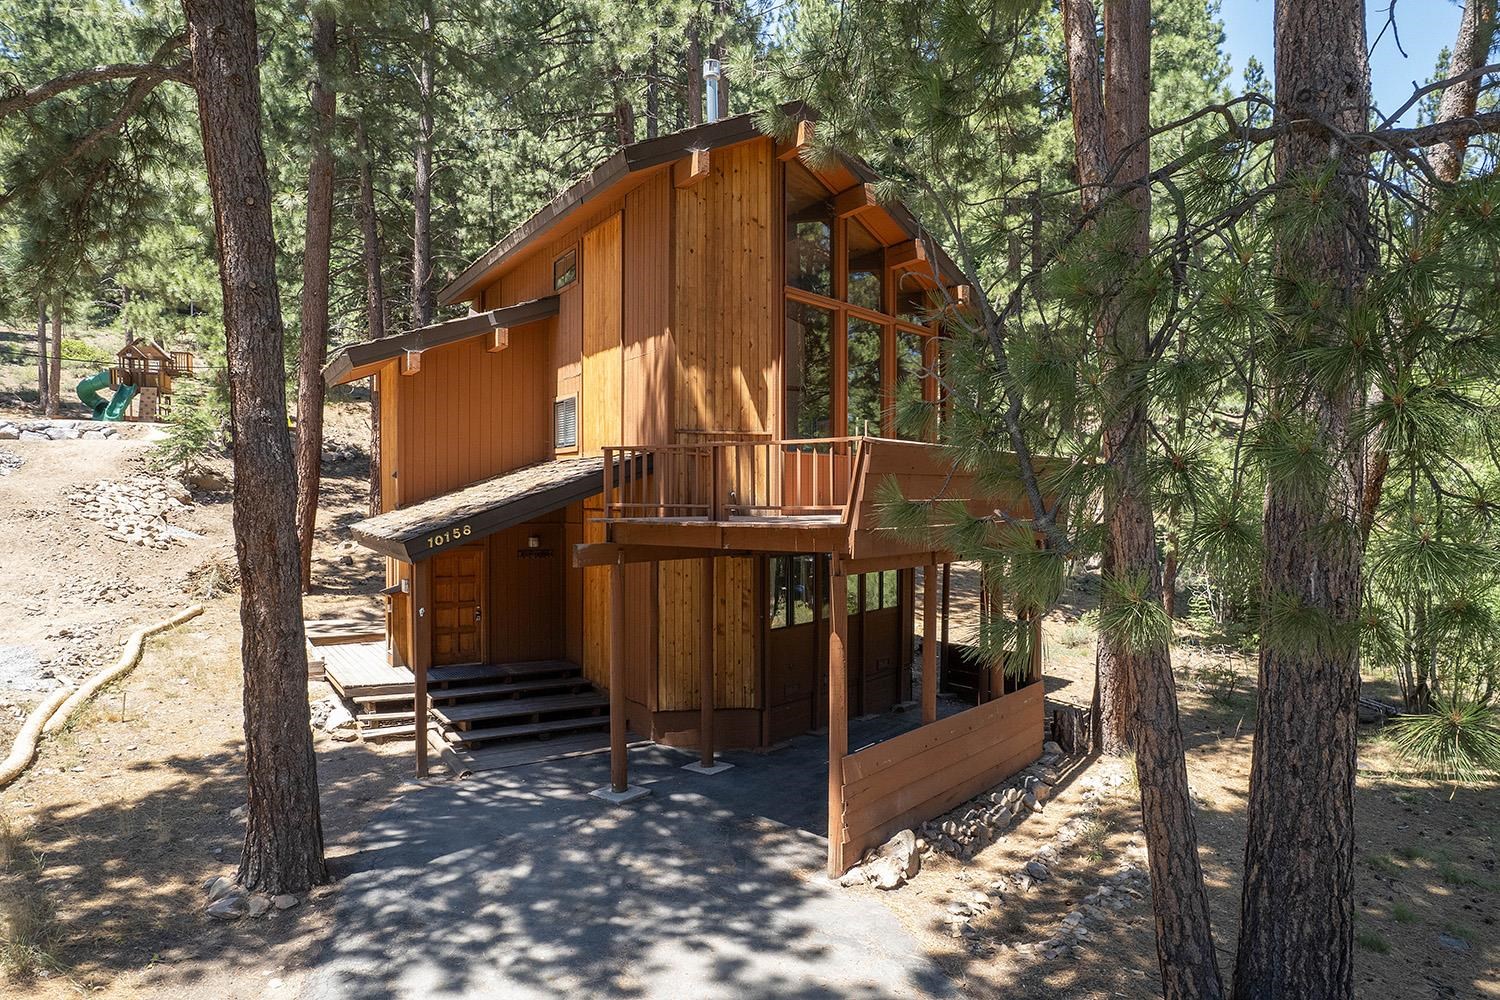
left=603, top=436, right=862, bottom=521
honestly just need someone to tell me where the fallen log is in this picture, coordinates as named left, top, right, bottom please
left=0, top=685, right=75, bottom=789
left=43, top=603, right=205, bottom=736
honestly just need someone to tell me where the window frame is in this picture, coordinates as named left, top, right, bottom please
left=552, top=247, right=578, bottom=292
left=553, top=393, right=579, bottom=453
left=779, top=161, right=942, bottom=443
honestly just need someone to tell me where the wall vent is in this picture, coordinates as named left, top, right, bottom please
left=554, top=395, right=578, bottom=450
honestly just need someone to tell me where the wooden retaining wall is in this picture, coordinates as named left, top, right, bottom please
left=836, top=680, right=1044, bottom=872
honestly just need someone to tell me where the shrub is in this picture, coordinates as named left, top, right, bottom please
left=1389, top=696, right=1500, bottom=783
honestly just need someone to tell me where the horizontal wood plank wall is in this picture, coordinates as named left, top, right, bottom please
left=623, top=171, right=674, bottom=448
left=657, top=557, right=759, bottom=712
left=392, top=328, right=553, bottom=506
left=838, top=681, right=1044, bottom=872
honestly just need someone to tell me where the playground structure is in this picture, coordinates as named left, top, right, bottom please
left=77, top=340, right=194, bottom=421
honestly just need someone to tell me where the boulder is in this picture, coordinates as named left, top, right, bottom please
left=204, top=875, right=238, bottom=902
left=205, top=895, right=247, bottom=920
left=272, top=893, right=300, bottom=910
left=246, top=895, right=271, bottom=917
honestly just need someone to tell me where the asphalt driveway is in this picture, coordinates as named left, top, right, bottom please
left=299, top=716, right=953, bottom=1000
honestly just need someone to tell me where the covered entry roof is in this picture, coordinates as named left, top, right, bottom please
left=351, top=456, right=603, bottom=562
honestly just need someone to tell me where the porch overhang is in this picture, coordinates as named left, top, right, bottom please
left=350, top=456, right=604, bottom=562
left=321, top=295, right=560, bottom=386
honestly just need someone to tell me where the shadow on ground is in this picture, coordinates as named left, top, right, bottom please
left=299, top=717, right=958, bottom=1000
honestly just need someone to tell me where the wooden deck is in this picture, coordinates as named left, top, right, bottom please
left=321, top=640, right=414, bottom=698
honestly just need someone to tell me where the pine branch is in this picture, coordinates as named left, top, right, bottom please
left=0, top=35, right=191, bottom=121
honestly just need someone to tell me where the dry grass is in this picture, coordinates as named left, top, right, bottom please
left=0, top=813, right=62, bottom=982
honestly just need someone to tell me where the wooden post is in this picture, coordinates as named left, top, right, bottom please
left=411, top=559, right=433, bottom=777
left=827, top=561, right=849, bottom=878
left=700, top=556, right=715, bottom=768
left=610, top=553, right=627, bottom=793
left=922, top=558, right=938, bottom=724
left=940, top=562, right=951, bottom=686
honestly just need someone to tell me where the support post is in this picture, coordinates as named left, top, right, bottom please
left=610, top=553, right=627, bottom=791
left=922, top=558, right=938, bottom=724
left=701, top=556, right=714, bottom=765
left=684, top=557, right=732, bottom=774
left=411, top=559, right=432, bottom=778
left=827, top=561, right=849, bottom=878
left=592, top=553, right=649, bottom=803
left=940, top=562, right=951, bottom=686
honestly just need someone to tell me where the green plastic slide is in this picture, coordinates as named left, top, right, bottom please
left=76, top=371, right=138, bottom=421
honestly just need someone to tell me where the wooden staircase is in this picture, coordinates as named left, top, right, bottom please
left=427, top=660, right=609, bottom=761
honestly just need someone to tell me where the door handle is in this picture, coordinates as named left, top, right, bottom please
left=474, top=607, right=482, bottom=623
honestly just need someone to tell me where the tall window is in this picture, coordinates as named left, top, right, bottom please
left=770, top=555, right=817, bottom=628
left=782, top=161, right=940, bottom=443
left=785, top=300, right=833, bottom=439
left=847, top=317, right=884, bottom=436
left=846, top=219, right=884, bottom=311
left=785, top=160, right=833, bottom=296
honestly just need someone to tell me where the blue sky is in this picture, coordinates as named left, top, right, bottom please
left=1217, top=0, right=1466, bottom=124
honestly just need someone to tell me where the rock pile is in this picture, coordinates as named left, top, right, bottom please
left=321, top=436, right=366, bottom=465
left=202, top=874, right=299, bottom=921
left=69, top=474, right=200, bottom=549
left=0, top=446, right=21, bottom=476
left=0, top=418, right=121, bottom=441
left=839, top=828, right=922, bottom=890
left=1009, top=861, right=1148, bottom=961
left=918, top=741, right=1066, bottom=860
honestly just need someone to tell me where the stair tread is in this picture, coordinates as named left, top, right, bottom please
left=357, top=709, right=415, bottom=723
left=428, top=660, right=581, bottom=685
left=432, top=692, right=608, bottom=725
left=427, top=677, right=588, bottom=701
left=354, top=691, right=415, bottom=705
left=444, top=715, right=610, bottom=746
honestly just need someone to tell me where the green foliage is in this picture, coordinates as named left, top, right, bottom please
left=1389, top=696, right=1500, bottom=784
left=1098, top=572, right=1174, bottom=655
left=150, top=377, right=225, bottom=479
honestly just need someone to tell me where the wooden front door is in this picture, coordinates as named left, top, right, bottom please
left=432, top=546, right=485, bottom=665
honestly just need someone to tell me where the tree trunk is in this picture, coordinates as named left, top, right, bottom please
left=686, top=24, right=702, bottom=126
left=711, top=0, right=729, bottom=118
left=412, top=0, right=435, bottom=328
left=35, top=298, right=49, bottom=414
left=645, top=34, right=660, bottom=139
left=1097, top=3, right=1225, bottom=997
left=1232, top=2, right=1369, bottom=997
left=295, top=6, right=337, bottom=593
left=181, top=0, right=328, bottom=895
left=47, top=304, right=62, bottom=418
left=1064, top=0, right=1131, bottom=755
left=1429, top=1, right=1497, bottom=183
left=350, top=37, right=387, bottom=517
left=612, top=63, right=635, bottom=145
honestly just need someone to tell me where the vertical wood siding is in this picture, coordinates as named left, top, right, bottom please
left=391, top=326, right=552, bottom=506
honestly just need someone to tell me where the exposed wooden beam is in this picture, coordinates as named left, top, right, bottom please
left=884, top=239, right=928, bottom=271
left=776, top=118, right=815, bottom=160
left=673, top=148, right=710, bottom=188
left=833, top=183, right=878, bottom=218
left=572, top=542, right=753, bottom=568
left=400, top=349, right=422, bottom=376
left=486, top=328, right=509, bottom=353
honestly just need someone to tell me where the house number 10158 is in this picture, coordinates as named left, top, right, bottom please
left=426, top=524, right=472, bottom=549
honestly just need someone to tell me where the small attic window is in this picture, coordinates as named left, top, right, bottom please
left=553, top=248, right=577, bottom=291
left=554, top=395, right=578, bottom=451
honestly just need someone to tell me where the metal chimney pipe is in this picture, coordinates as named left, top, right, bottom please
left=703, top=58, right=722, bottom=123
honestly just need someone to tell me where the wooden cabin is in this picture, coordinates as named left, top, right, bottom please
left=323, top=108, right=1047, bottom=875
